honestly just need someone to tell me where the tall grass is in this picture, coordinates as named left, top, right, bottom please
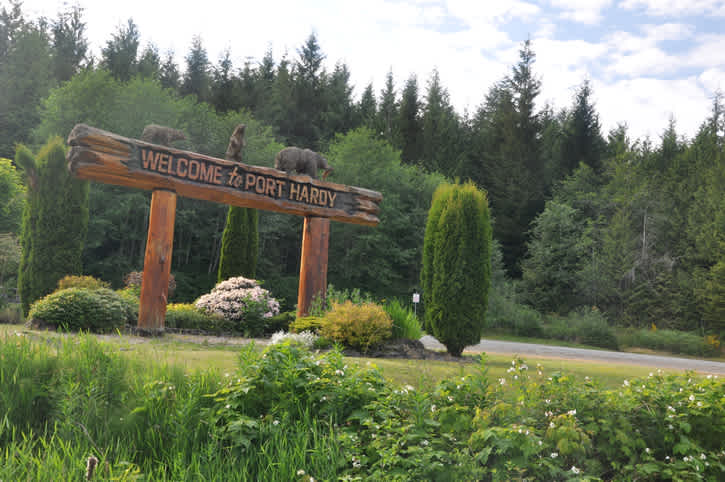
left=383, top=299, right=423, bottom=340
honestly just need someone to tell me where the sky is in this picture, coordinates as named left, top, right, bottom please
left=23, top=0, right=725, bottom=142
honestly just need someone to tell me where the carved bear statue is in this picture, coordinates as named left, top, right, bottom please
left=274, top=147, right=333, bottom=180
left=140, top=124, right=186, bottom=146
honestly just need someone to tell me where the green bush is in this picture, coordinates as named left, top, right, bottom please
left=618, top=328, right=720, bottom=357
left=290, top=316, right=324, bottom=334
left=165, top=303, right=234, bottom=332
left=320, top=301, right=392, bottom=353
left=28, top=288, right=127, bottom=332
left=544, top=308, right=619, bottom=350
left=421, top=182, right=492, bottom=356
left=115, top=287, right=139, bottom=324
left=383, top=299, right=422, bottom=340
left=264, top=311, right=296, bottom=335
left=57, top=274, right=110, bottom=291
left=486, top=282, right=544, bottom=337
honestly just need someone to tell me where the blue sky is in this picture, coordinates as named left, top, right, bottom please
left=26, top=0, right=725, bottom=141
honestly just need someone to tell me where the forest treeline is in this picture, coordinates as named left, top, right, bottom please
left=0, top=2, right=723, bottom=334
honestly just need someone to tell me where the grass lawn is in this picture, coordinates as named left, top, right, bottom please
left=0, top=323, right=689, bottom=390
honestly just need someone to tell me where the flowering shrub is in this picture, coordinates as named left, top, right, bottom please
left=195, top=276, right=280, bottom=337
left=270, top=330, right=318, bottom=348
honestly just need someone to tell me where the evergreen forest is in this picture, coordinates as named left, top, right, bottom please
left=1, top=2, right=723, bottom=337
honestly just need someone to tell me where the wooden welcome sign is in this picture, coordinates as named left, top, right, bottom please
left=67, top=124, right=382, bottom=332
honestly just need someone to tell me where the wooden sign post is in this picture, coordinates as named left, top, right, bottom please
left=66, top=124, right=382, bottom=329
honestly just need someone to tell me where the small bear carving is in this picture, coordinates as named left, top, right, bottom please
left=274, top=147, right=333, bottom=180
left=141, top=124, right=186, bottom=146
left=225, top=124, right=246, bottom=162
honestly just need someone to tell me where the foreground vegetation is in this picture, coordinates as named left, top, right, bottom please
left=1, top=333, right=723, bottom=480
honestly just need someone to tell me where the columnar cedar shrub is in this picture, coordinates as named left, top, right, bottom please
left=422, top=181, right=492, bottom=356
left=16, top=138, right=89, bottom=315
left=217, top=206, right=258, bottom=282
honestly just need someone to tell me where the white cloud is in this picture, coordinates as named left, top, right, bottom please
left=595, top=77, right=711, bottom=140
left=699, top=68, right=725, bottom=92
left=620, top=0, right=725, bottom=16
left=549, top=0, right=614, bottom=24
left=446, top=0, right=541, bottom=23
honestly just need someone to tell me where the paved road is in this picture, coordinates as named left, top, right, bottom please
left=420, top=335, right=725, bottom=375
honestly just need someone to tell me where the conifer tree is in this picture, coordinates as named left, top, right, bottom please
left=397, top=74, right=422, bottom=163
left=16, top=137, right=89, bottom=315
left=217, top=207, right=258, bottom=282
left=159, top=50, right=180, bottom=91
left=51, top=4, right=88, bottom=83
left=377, top=69, right=397, bottom=143
left=181, top=35, right=210, bottom=101
left=101, top=18, right=139, bottom=81
left=422, top=181, right=491, bottom=356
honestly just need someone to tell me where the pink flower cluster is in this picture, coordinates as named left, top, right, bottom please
left=195, top=276, right=280, bottom=321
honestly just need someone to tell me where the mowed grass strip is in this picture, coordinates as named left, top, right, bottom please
left=1, top=324, right=684, bottom=389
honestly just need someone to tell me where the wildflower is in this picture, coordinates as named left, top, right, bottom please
left=667, top=405, right=675, bottom=412
left=421, top=440, right=430, bottom=446
left=335, top=369, right=344, bottom=376
left=623, top=380, right=629, bottom=386
left=545, top=399, right=551, bottom=404
left=568, top=409, right=576, bottom=416
left=701, top=453, right=707, bottom=460
left=297, top=469, right=306, bottom=476
left=649, top=372, right=653, bottom=377
left=538, top=440, right=542, bottom=446
left=431, top=405, right=437, bottom=412
left=321, top=396, right=327, bottom=402
left=551, top=452, right=558, bottom=458
left=645, top=448, right=651, bottom=454
left=448, top=396, right=454, bottom=402
left=697, top=401, right=703, bottom=407
left=499, top=378, right=506, bottom=385
left=668, top=424, right=674, bottom=430
left=545, top=411, right=553, bottom=417
left=689, top=394, right=695, bottom=402
left=665, top=456, right=670, bottom=461
left=225, top=404, right=231, bottom=409
left=514, top=375, right=518, bottom=380
left=352, top=461, right=361, bottom=468
left=273, top=419, right=279, bottom=425
left=549, top=422, right=555, bottom=428
left=571, top=466, right=580, bottom=474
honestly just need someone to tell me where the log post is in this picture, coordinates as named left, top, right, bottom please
left=138, top=189, right=176, bottom=332
left=297, top=216, right=330, bottom=318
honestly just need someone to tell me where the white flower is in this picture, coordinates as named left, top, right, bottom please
left=448, top=396, right=454, bottom=402
left=551, top=452, right=558, bottom=458
left=335, top=369, right=344, bottom=376
left=499, top=378, right=506, bottom=385
left=623, top=380, right=629, bottom=386
left=225, top=404, right=231, bottom=409
left=645, top=448, right=650, bottom=454
left=568, top=409, right=576, bottom=416
left=697, top=402, right=703, bottom=407
left=538, top=440, right=542, bottom=446
left=431, top=405, right=437, bottom=412
left=689, top=394, right=695, bottom=402
left=545, top=399, right=551, bottom=404
left=273, top=420, right=279, bottom=425
left=571, top=466, right=580, bottom=474
left=421, top=440, right=429, bottom=446
left=549, top=422, right=555, bottom=428
left=297, top=469, right=306, bottom=476
left=700, top=453, right=707, bottom=460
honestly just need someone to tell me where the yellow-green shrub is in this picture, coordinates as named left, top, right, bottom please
left=319, top=301, right=392, bottom=352
left=57, top=275, right=110, bottom=291
left=290, top=316, right=324, bottom=334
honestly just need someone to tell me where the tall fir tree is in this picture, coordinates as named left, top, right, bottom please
left=291, top=33, right=326, bottom=148
left=357, top=82, right=377, bottom=128
left=397, top=74, right=422, bottom=163
left=377, top=69, right=397, bottom=144
left=181, top=35, right=210, bottom=102
left=159, top=49, right=180, bottom=91
left=421, top=69, right=461, bottom=175
left=51, top=4, right=88, bottom=83
left=101, top=18, right=139, bottom=81
left=16, top=138, right=89, bottom=315
left=211, top=49, right=241, bottom=112
left=136, top=43, right=160, bottom=80
left=559, top=79, right=605, bottom=177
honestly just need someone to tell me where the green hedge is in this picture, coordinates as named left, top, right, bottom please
left=618, top=328, right=720, bottom=357
left=28, top=288, right=128, bottom=333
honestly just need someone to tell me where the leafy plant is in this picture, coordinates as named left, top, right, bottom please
left=545, top=307, right=619, bottom=350
left=165, top=303, right=233, bottom=332
left=28, top=287, right=127, bottom=332
left=384, top=298, right=422, bottom=340
left=290, top=316, right=324, bottom=334
left=124, top=270, right=176, bottom=299
left=319, top=301, right=392, bottom=353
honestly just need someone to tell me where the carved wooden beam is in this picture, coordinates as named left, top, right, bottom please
left=67, top=124, right=382, bottom=226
